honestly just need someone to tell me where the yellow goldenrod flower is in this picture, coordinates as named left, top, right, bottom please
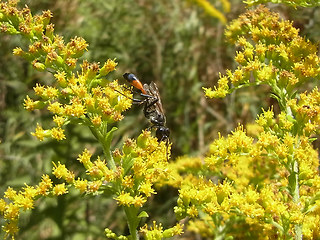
left=99, top=58, right=118, bottom=76
left=24, top=95, right=40, bottom=111
left=187, top=205, right=198, bottom=218
left=14, top=194, right=34, bottom=211
left=90, top=115, right=102, bottom=126
left=31, top=124, right=49, bottom=141
left=140, top=221, right=163, bottom=239
left=0, top=199, right=6, bottom=212
left=53, top=115, right=65, bottom=127
left=115, top=192, right=135, bottom=207
left=4, top=203, right=20, bottom=220
left=52, top=183, right=68, bottom=195
left=37, top=174, right=53, bottom=195
left=12, top=47, right=23, bottom=56
left=47, top=101, right=64, bottom=114
left=52, top=162, right=74, bottom=183
left=74, top=178, right=88, bottom=193
left=139, top=182, right=156, bottom=197
left=50, top=127, right=66, bottom=141
left=87, top=180, right=102, bottom=193
left=2, top=221, right=19, bottom=239
left=133, top=195, right=147, bottom=208
left=122, top=175, right=134, bottom=189
left=77, top=148, right=93, bottom=169
left=4, top=187, right=17, bottom=201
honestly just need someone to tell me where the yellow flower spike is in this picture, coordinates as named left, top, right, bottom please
left=235, top=51, right=246, bottom=65
left=31, top=124, right=49, bottom=141
left=133, top=195, right=147, bottom=208
left=65, top=36, right=88, bottom=57
left=187, top=205, right=199, bottom=218
left=22, top=184, right=37, bottom=199
left=115, top=192, right=135, bottom=207
left=162, top=223, right=184, bottom=238
left=13, top=194, right=34, bottom=211
left=70, top=84, right=88, bottom=98
left=31, top=60, right=46, bottom=71
left=52, top=162, right=75, bottom=183
left=52, top=183, right=68, bottom=195
left=70, top=101, right=86, bottom=118
left=136, top=130, right=152, bottom=149
left=74, top=178, right=88, bottom=193
left=112, top=148, right=122, bottom=163
left=3, top=221, right=19, bottom=239
left=24, top=95, right=41, bottom=111
left=33, top=83, right=45, bottom=97
left=122, top=175, right=134, bottom=189
left=4, top=187, right=17, bottom=201
left=85, top=62, right=100, bottom=80
left=87, top=180, right=102, bottom=193
left=132, top=157, right=147, bottom=178
left=50, top=127, right=66, bottom=141
left=37, top=174, right=53, bottom=195
left=278, top=112, right=293, bottom=131
left=54, top=71, right=67, bottom=88
left=111, top=112, right=124, bottom=122
left=52, top=162, right=68, bottom=179
left=92, top=86, right=104, bottom=97
left=99, top=58, right=118, bottom=76
left=257, top=131, right=279, bottom=149
left=65, top=58, right=77, bottom=69
left=13, top=46, right=25, bottom=56
left=4, top=203, right=20, bottom=220
left=45, top=23, right=54, bottom=39
left=87, top=165, right=103, bottom=179
left=140, top=221, right=163, bottom=239
left=0, top=199, right=6, bottom=212
left=231, top=68, right=246, bottom=86
left=53, top=115, right=65, bottom=127
left=123, top=138, right=137, bottom=155
left=47, top=101, right=64, bottom=114
left=90, top=115, right=102, bottom=126
left=139, top=182, right=156, bottom=197
left=77, top=148, right=93, bottom=169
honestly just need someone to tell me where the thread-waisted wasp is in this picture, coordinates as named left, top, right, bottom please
left=122, top=73, right=170, bottom=148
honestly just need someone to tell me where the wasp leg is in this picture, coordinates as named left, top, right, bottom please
left=113, top=88, right=147, bottom=105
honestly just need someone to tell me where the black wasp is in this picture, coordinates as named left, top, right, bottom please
left=123, top=73, right=170, bottom=144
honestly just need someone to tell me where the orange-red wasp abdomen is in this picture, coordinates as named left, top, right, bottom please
left=123, top=73, right=146, bottom=94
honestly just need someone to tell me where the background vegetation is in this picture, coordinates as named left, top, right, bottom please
left=1, top=0, right=320, bottom=239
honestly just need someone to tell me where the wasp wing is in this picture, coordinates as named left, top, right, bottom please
left=149, top=82, right=165, bottom=115
left=143, top=82, right=166, bottom=123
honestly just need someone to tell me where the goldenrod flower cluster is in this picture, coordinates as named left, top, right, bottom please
left=170, top=123, right=320, bottom=238
left=139, top=221, right=184, bottom=240
left=0, top=1, right=131, bottom=142
left=172, top=6, right=320, bottom=239
left=203, top=5, right=320, bottom=109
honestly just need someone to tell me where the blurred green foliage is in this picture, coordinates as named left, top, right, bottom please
left=1, top=0, right=319, bottom=239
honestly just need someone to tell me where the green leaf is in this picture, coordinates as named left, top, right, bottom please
left=137, top=211, right=149, bottom=218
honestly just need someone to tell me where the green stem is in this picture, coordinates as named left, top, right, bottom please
left=124, top=206, right=140, bottom=240
left=104, top=126, right=118, bottom=170
left=275, top=86, right=302, bottom=240
left=293, top=159, right=302, bottom=240
left=89, top=125, right=117, bottom=171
